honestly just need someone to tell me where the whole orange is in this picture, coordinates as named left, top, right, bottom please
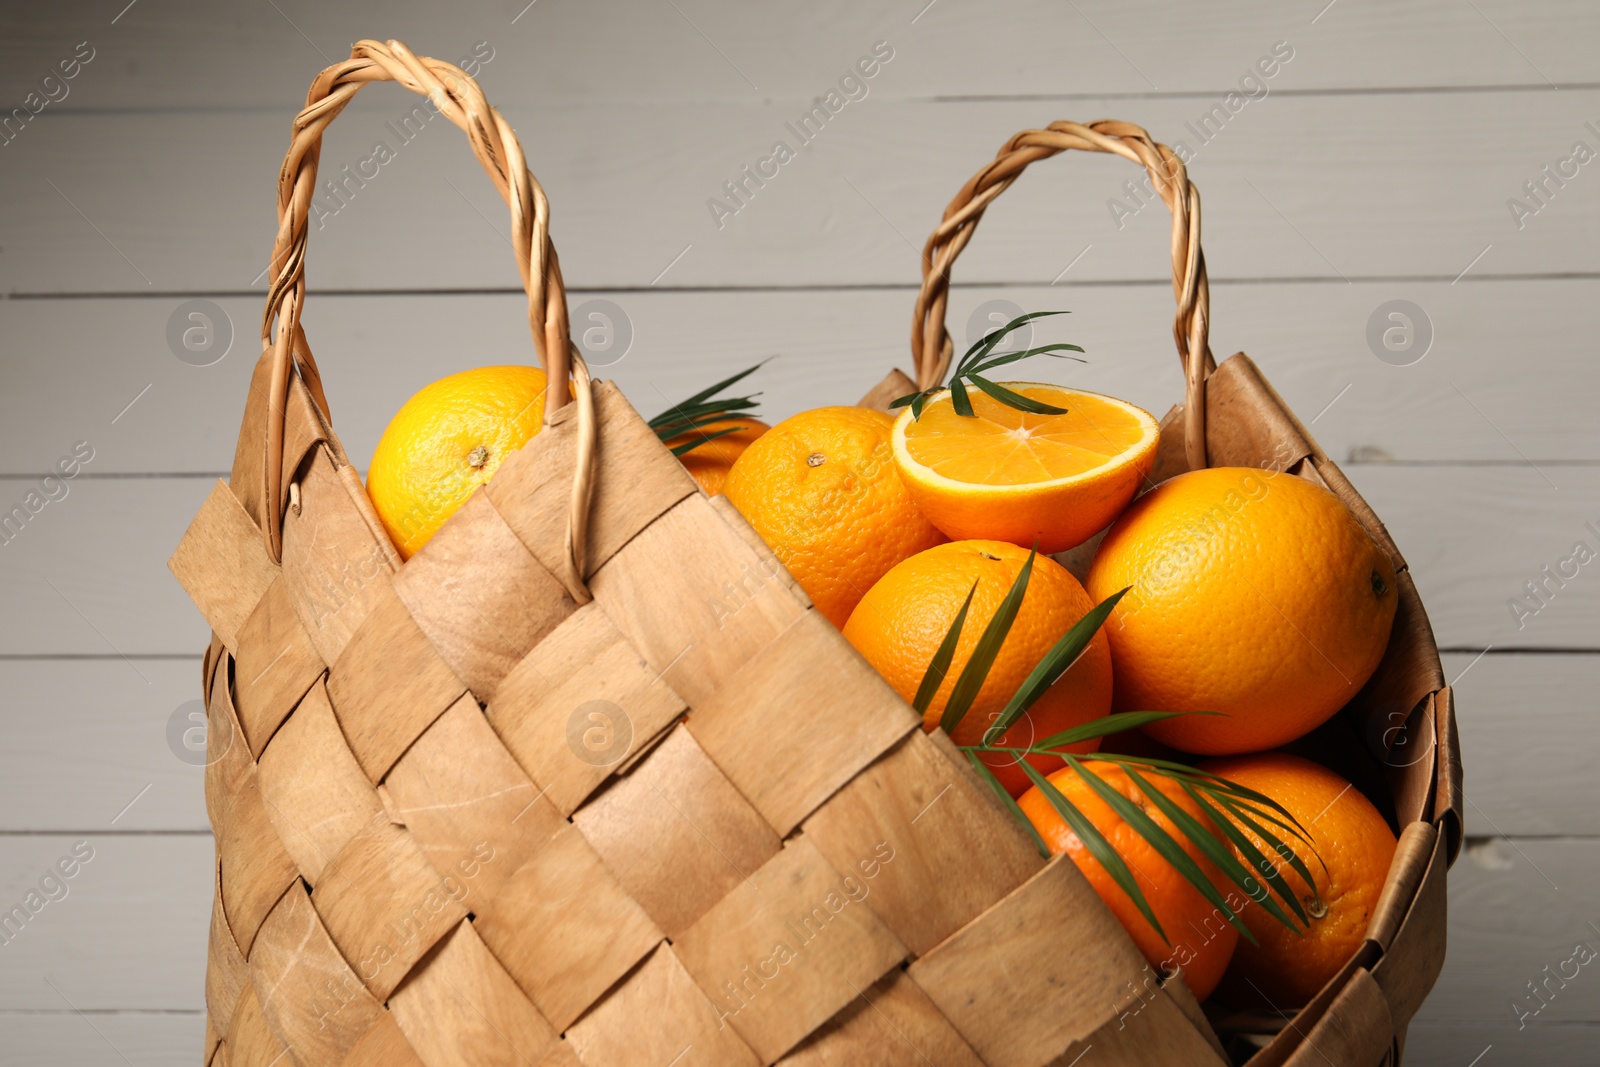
left=1200, top=753, right=1397, bottom=1007
left=1018, top=762, right=1239, bottom=1001
left=843, top=540, right=1112, bottom=796
left=724, top=406, right=945, bottom=627
left=665, top=415, right=769, bottom=496
left=367, top=366, right=549, bottom=559
left=1086, top=468, right=1398, bottom=755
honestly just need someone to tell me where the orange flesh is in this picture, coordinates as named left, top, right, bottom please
left=903, top=387, right=1152, bottom=485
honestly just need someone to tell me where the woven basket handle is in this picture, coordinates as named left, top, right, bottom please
left=913, top=120, right=1217, bottom=470
left=249, top=39, right=595, bottom=593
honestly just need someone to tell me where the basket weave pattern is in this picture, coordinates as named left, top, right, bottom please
left=171, top=44, right=1461, bottom=1067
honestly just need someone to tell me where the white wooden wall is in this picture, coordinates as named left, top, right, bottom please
left=1, top=1, right=1596, bottom=1063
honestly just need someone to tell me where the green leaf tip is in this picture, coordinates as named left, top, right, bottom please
left=649, top=359, right=770, bottom=457
left=896, top=310, right=1085, bottom=422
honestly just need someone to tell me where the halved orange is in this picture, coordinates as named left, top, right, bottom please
left=891, top=383, right=1159, bottom=553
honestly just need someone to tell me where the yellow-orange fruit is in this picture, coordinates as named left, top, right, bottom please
left=723, top=406, right=945, bottom=627
left=1018, top=763, right=1239, bottom=1000
left=367, top=366, right=549, bottom=559
left=1201, top=753, right=1398, bottom=1007
left=1087, top=468, right=1397, bottom=754
left=665, top=416, right=769, bottom=496
left=844, top=540, right=1112, bottom=796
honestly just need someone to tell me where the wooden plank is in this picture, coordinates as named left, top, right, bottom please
left=5, top=279, right=1599, bottom=477
left=4, top=91, right=1599, bottom=294
left=0, top=475, right=214, bottom=656
left=0, top=659, right=208, bottom=832
left=1405, top=1022, right=1600, bottom=1066
left=1347, top=466, right=1600, bottom=653
left=0, top=1013, right=204, bottom=1066
left=0, top=834, right=210, bottom=1011
left=1411, top=838, right=1600, bottom=1027
left=1443, top=652, right=1600, bottom=838
left=3, top=467, right=1595, bottom=656
left=3, top=0, right=1596, bottom=111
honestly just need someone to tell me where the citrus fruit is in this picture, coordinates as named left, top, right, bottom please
left=1200, top=753, right=1397, bottom=1007
left=1018, top=762, right=1239, bottom=1000
left=665, top=415, right=769, bottom=496
left=891, top=383, right=1159, bottom=553
left=1086, top=468, right=1398, bottom=755
left=367, top=366, right=549, bottom=559
left=723, top=406, right=945, bottom=627
left=843, top=540, right=1112, bottom=796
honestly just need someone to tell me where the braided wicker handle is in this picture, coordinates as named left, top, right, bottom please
left=913, top=120, right=1217, bottom=470
left=251, top=39, right=595, bottom=594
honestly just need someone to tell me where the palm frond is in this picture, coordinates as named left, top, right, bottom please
left=1021, top=759, right=1165, bottom=941
left=898, top=312, right=1085, bottom=420
left=915, top=557, right=1320, bottom=939
left=649, top=360, right=769, bottom=456
left=938, top=548, right=1036, bottom=735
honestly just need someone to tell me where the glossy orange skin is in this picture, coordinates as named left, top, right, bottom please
left=1201, top=753, right=1398, bottom=1007
left=665, top=416, right=769, bottom=496
left=1018, top=763, right=1239, bottom=1001
left=723, top=406, right=945, bottom=627
left=367, top=366, right=549, bottom=559
left=843, top=540, right=1112, bottom=796
left=1086, top=468, right=1398, bottom=755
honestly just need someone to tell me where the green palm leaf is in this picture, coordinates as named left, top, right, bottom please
left=897, top=310, right=1085, bottom=421
left=985, top=588, right=1128, bottom=743
left=1121, top=763, right=1303, bottom=938
left=1184, top=782, right=1309, bottom=928
left=1004, top=713, right=1196, bottom=755
left=967, top=750, right=1049, bottom=859
left=968, top=342, right=1087, bottom=376
left=649, top=360, right=767, bottom=456
left=957, top=311, right=1070, bottom=376
left=939, top=547, right=1036, bottom=735
left=1086, top=755, right=1316, bottom=848
left=666, top=427, right=742, bottom=457
left=966, top=373, right=1070, bottom=415
left=1021, top=759, right=1165, bottom=941
left=1067, top=757, right=1254, bottom=945
left=653, top=360, right=768, bottom=416
left=950, top=375, right=975, bottom=418
left=654, top=407, right=757, bottom=434
left=1209, top=789, right=1325, bottom=889
left=913, top=580, right=977, bottom=715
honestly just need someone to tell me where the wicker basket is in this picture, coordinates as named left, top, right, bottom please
left=169, top=42, right=1461, bottom=1067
